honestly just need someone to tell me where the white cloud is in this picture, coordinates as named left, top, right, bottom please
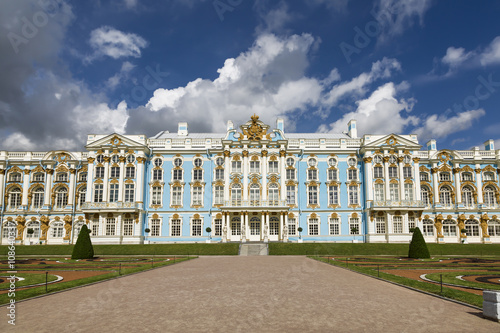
left=88, top=26, right=147, bottom=61
left=442, top=47, right=473, bottom=67
left=413, top=109, right=485, bottom=142
left=318, top=82, right=418, bottom=135
left=106, top=61, right=136, bottom=89
left=480, top=36, right=500, bottom=66
left=255, top=1, right=294, bottom=34
left=124, top=0, right=138, bottom=9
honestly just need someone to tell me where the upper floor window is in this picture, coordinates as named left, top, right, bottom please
left=348, top=185, right=358, bottom=205
left=461, top=172, right=473, bottom=182
left=124, top=184, right=134, bottom=203
left=78, top=172, right=87, bottom=182
left=420, top=172, right=429, bottom=182
left=216, top=157, right=224, bottom=166
left=193, top=169, right=203, bottom=181
left=308, top=159, right=317, bottom=167
left=462, top=185, right=474, bottom=207
left=328, top=185, right=339, bottom=205
left=348, top=158, right=357, bottom=167
left=286, top=157, right=295, bottom=167
left=174, top=158, right=182, bottom=167
left=404, top=155, right=411, bottom=164
left=268, top=161, right=278, bottom=173
left=96, top=155, right=104, bottom=163
left=154, top=158, right=162, bottom=167
left=214, top=168, right=224, bottom=180
left=421, top=186, right=430, bottom=206
left=173, top=169, right=183, bottom=181
left=439, top=186, right=453, bottom=206
left=152, top=186, right=163, bottom=205
left=9, top=188, right=22, bottom=208
left=389, top=155, right=397, bottom=164
left=484, top=171, right=495, bottom=181
left=125, top=166, right=135, bottom=178
left=153, top=169, right=163, bottom=181
left=55, top=187, right=68, bottom=208
left=214, top=185, right=224, bottom=205
left=94, top=184, right=103, bottom=202
left=231, top=183, right=242, bottom=206
left=439, top=172, right=450, bottom=182
left=373, top=155, right=382, bottom=164
left=126, top=155, right=135, bottom=163
left=194, top=158, right=203, bottom=167
left=95, top=167, right=104, bottom=178
left=403, top=166, right=412, bottom=178
left=32, top=187, right=44, bottom=208
left=389, top=183, right=399, bottom=201
left=33, top=172, right=45, bottom=182
left=388, top=166, right=397, bottom=178
left=308, top=186, right=318, bottom=205
left=348, top=169, right=357, bottom=181
left=404, top=183, right=413, bottom=200
left=328, top=169, right=338, bottom=181
left=286, top=185, right=296, bottom=205
left=484, top=186, right=497, bottom=207
left=56, top=172, right=68, bottom=182
left=328, top=158, right=337, bottom=167
left=110, top=166, right=120, bottom=178
left=286, top=169, right=295, bottom=180
left=232, top=161, right=242, bottom=173
left=374, top=166, right=383, bottom=178
left=249, top=160, right=260, bottom=173
left=111, top=155, right=120, bottom=164
left=109, top=184, right=119, bottom=202
left=374, top=183, right=384, bottom=201
left=308, top=169, right=318, bottom=181
left=192, top=186, right=203, bottom=206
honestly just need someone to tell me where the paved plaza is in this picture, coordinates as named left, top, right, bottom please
left=2, top=256, right=499, bottom=332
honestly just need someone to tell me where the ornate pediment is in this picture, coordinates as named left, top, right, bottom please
left=239, top=114, right=271, bottom=141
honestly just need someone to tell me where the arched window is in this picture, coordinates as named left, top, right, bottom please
left=488, top=219, right=500, bottom=237
left=268, top=183, right=279, bottom=206
left=484, top=186, right=497, bottom=207
left=439, top=172, right=450, bottom=182
left=329, top=185, right=339, bottom=205
left=465, top=219, right=480, bottom=237
left=404, top=183, right=413, bottom=200
left=78, top=188, right=86, bottom=207
left=26, top=221, right=40, bottom=239
left=374, top=183, right=384, bottom=201
left=231, top=216, right=241, bottom=235
left=420, top=172, right=429, bottom=182
left=461, top=172, right=473, bottom=182
left=51, top=221, right=64, bottom=238
left=2, top=221, right=17, bottom=238
left=231, top=183, right=242, bottom=206
left=33, top=172, right=45, bottom=182
left=78, top=172, right=87, bottom=182
left=214, top=185, right=223, bottom=205
left=9, top=187, right=22, bottom=209
left=422, top=219, right=434, bottom=236
left=421, top=186, right=430, bottom=206
left=389, top=183, right=399, bottom=201
left=152, top=186, right=162, bottom=205
left=250, top=217, right=261, bottom=236
left=249, top=184, right=260, bottom=206
left=269, top=217, right=279, bottom=235
left=484, top=172, right=495, bottom=181
left=308, top=185, right=318, bottom=206
left=55, top=187, right=68, bottom=208
left=442, top=219, right=456, bottom=237
left=439, top=186, right=452, bottom=207
left=32, top=187, right=44, bottom=209
left=462, top=186, right=474, bottom=207
left=124, top=184, right=134, bottom=203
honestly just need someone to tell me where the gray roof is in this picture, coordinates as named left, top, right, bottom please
left=152, top=132, right=226, bottom=139
left=285, top=133, right=350, bottom=139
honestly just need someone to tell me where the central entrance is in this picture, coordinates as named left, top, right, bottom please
left=249, top=217, right=261, bottom=242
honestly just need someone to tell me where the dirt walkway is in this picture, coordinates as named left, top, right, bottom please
left=1, top=256, right=499, bottom=332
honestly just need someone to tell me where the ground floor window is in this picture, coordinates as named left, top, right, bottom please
left=231, top=221, right=241, bottom=235
left=393, top=216, right=403, bottom=234
left=214, top=219, right=222, bottom=236
left=91, top=218, right=99, bottom=236
left=288, top=218, right=296, bottom=236
left=105, top=218, right=116, bottom=236
left=269, top=217, right=279, bottom=236
left=123, top=219, right=134, bottom=236
left=2, top=222, right=17, bottom=238
left=51, top=222, right=64, bottom=238
left=329, top=218, right=340, bottom=235
left=465, top=219, right=480, bottom=237
left=408, top=216, right=416, bottom=230
left=349, top=218, right=360, bottom=235
left=73, top=222, right=84, bottom=239
left=26, top=221, right=40, bottom=238
left=442, top=220, right=456, bottom=237
left=192, top=219, right=202, bottom=236
left=375, top=217, right=386, bottom=234
left=250, top=217, right=260, bottom=236
left=308, top=218, right=319, bottom=235
left=423, top=219, right=434, bottom=236
left=151, top=219, right=161, bottom=236
left=171, top=219, right=181, bottom=236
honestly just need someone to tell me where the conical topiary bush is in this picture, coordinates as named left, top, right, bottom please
left=408, top=227, right=430, bottom=259
left=71, top=224, right=94, bottom=259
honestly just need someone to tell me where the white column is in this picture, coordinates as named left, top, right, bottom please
left=102, top=157, right=110, bottom=202
left=398, top=157, right=404, bottom=200
left=476, top=166, right=483, bottom=204
left=68, top=169, right=76, bottom=206
left=280, top=151, right=286, bottom=202
left=226, top=213, right=231, bottom=239
left=0, top=170, right=5, bottom=209
left=118, top=157, right=125, bottom=201
left=244, top=212, right=248, bottom=241
left=243, top=151, right=249, bottom=201
left=432, top=165, right=439, bottom=204
left=279, top=212, right=284, bottom=241
left=384, top=157, right=390, bottom=200
left=21, top=169, right=30, bottom=206
left=262, top=152, right=268, bottom=202
left=454, top=166, right=461, bottom=203
left=135, top=157, right=145, bottom=202
left=413, top=158, right=421, bottom=201
left=364, top=157, right=373, bottom=201
left=284, top=213, right=288, bottom=241
left=44, top=170, right=53, bottom=206
left=85, top=158, right=94, bottom=202
left=224, top=151, right=230, bottom=203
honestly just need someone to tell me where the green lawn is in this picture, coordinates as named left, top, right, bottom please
left=425, top=271, right=500, bottom=290
left=0, top=272, right=59, bottom=289
left=0, top=243, right=240, bottom=256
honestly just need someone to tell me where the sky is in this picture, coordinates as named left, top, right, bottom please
left=1, top=0, right=500, bottom=152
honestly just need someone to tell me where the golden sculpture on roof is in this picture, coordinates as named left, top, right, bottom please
left=240, top=114, right=270, bottom=141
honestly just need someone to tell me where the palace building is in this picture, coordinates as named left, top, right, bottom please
left=1, top=115, right=500, bottom=245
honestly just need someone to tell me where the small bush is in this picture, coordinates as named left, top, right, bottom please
left=71, top=225, right=94, bottom=259
left=408, top=227, right=430, bottom=259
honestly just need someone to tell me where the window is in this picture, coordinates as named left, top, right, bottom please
left=389, top=156, right=397, bottom=164
left=125, top=167, right=135, bottom=178
left=215, top=168, right=224, bottom=180
left=171, top=219, right=181, bottom=236
left=231, top=184, right=242, bottom=206
left=94, top=184, right=103, bottom=202
left=286, top=185, right=296, bottom=205
left=442, top=219, right=456, bottom=236
left=174, top=158, right=182, bottom=167
left=26, top=221, right=40, bottom=239
left=308, top=218, right=319, bottom=235
left=484, top=186, right=497, bottom=207
left=328, top=185, right=339, bottom=205
left=173, top=169, right=183, bottom=181
left=349, top=186, right=358, bottom=205
left=328, top=158, right=337, bottom=167
left=484, top=172, right=495, bottom=181
left=105, top=218, right=115, bottom=236
left=374, top=166, right=383, bottom=178
left=124, top=184, right=134, bottom=202
left=91, top=218, right=99, bottom=236
left=152, top=186, right=162, bottom=205
left=388, top=167, right=397, bottom=178
left=421, top=186, right=430, bottom=206
left=328, top=169, right=337, bottom=181
left=268, top=183, right=279, bottom=206
left=375, top=217, right=386, bottom=234
left=348, top=158, right=356, bottom=167
left=96, top=155, right=104, bottom=163
left=389, top=183, right=399, bottom=201
left=461, top=172, right=473, bottom=182
left=110, top=166, right=120, bottom=178
left=269, top=217, right=279, bottom=236
left=373, top=155, right=382, bottom=164
left=488, top=220, right=500, bottom=237
left=112, top=155, right=119, bottom=164
left=403, top=166, right=412, bottom=178
left=55, top=187, right=68, bottom=208
left=329, top=218, right=340, bottom=235
left=95, top=167, right=104, bottom=178
left=462, top=186, right=474, bottom=207
left=250, top=217, right=260, bottom=236
left=33, top=173, right=45, bottom=182
left=194, top=158, right=202, bottom=167
left=214, top=186, right=224, bottom=205
left=51, top=222, right=64, bottom=238
left=193, top=169, right=203, bottom=181
left=78, top=172, right=87, bottom=182
left=32, top=187, right=44, bottom=209
left=123, top=219, right=134, bottom=236
left=350, top=218, right=360, bottom=234
left=393, top=216, right=403, bottom=234
left=9, top=172, right=21, bottom=182
left=78, top=189, right=86, bottom=207
left=374, top=183, right=384, bottom=201
left=127, top=155, right=135, bottom=163
left=56, top=172, right=68, bottom=182
left=214, top=219, right=222, bottom=236
left=231, top=217, right=241, bottom=235
left=268, top=161, right=278, bottom=173
left=151, top=219, right=161, bottom=236
left=192, top=186, right=203, bottom=206
left=404, top=183, right=413, bottom=200
left=216, top=157, right=224, bottom=166
left=73, top=222, right=84, bottom=239
left=308, top=186, right=318, bottom=205
left=154, top=158, right=162, bottom=167
left=348, top=169, right=357, bottom=180
left=286, top=158, right=294, bottom=167
left=171, top=186, right=182, bottom=206
left=9, top=188, right=22, bottom=208
left=465, top=220, right=480, bottom=237
left=286, top=169, right=295, bottom=180
left=408, top=216, right=416, bottom=230
left=420, top=172, right=429, bottom=182
left=439, top=172, right=450, bottom=182
left=153, top=169, right=163, bottom=181
left=404, top=155, right=411, bottom=164
left=308, top=169, right=317, bottom=180
left=109, top=184, right=119, bottom=202
left=231, top=161, right=242, bottom=173
left=249, top=184, right=260, bottom=206
left=439, top=186, right=452, bottom=206
left=423, top=219, right=434, bottom=236
left=250, top=161, right=260, bottom=173
left=288, top=218, right=296, bottom=236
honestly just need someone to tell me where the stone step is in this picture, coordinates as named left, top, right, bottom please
left=239, top=243, right=268, bottom=256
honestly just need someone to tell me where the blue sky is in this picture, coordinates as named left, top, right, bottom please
left=1, top=0, right=500, bottom=151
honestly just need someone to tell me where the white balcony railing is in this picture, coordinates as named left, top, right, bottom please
left=223, top=200, right=287, bottom=207
left=369, top=200, right=426, bottom=208
left=81, top=202, right=139, bottom=210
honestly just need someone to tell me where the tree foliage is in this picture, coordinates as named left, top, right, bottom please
left=71, top=224, right=94, bottom=259
left=408, top=227, right=430, bottom=259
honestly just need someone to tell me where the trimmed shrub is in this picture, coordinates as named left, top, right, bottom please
left=71, top=224, right=94, bottom=259
left=408, top=227, right=430, bottom=259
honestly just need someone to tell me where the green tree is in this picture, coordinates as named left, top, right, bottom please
left=71, top=224, right=94, bottom=259
left=408, top=227, right=430, bottom=259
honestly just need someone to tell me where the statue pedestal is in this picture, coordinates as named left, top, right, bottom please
left=483, top=237, right=492, bottom=244
left=437, top=237, right=445, bottom=244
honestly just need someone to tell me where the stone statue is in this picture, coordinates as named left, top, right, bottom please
left=264, top=223, right=268, bottom=236
left=480, top=214, right=490, bottom=238
left=434, top=214, right=443, bottom=237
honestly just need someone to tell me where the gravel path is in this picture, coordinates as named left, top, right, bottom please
left=1, top=256, right=499, bottom=332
